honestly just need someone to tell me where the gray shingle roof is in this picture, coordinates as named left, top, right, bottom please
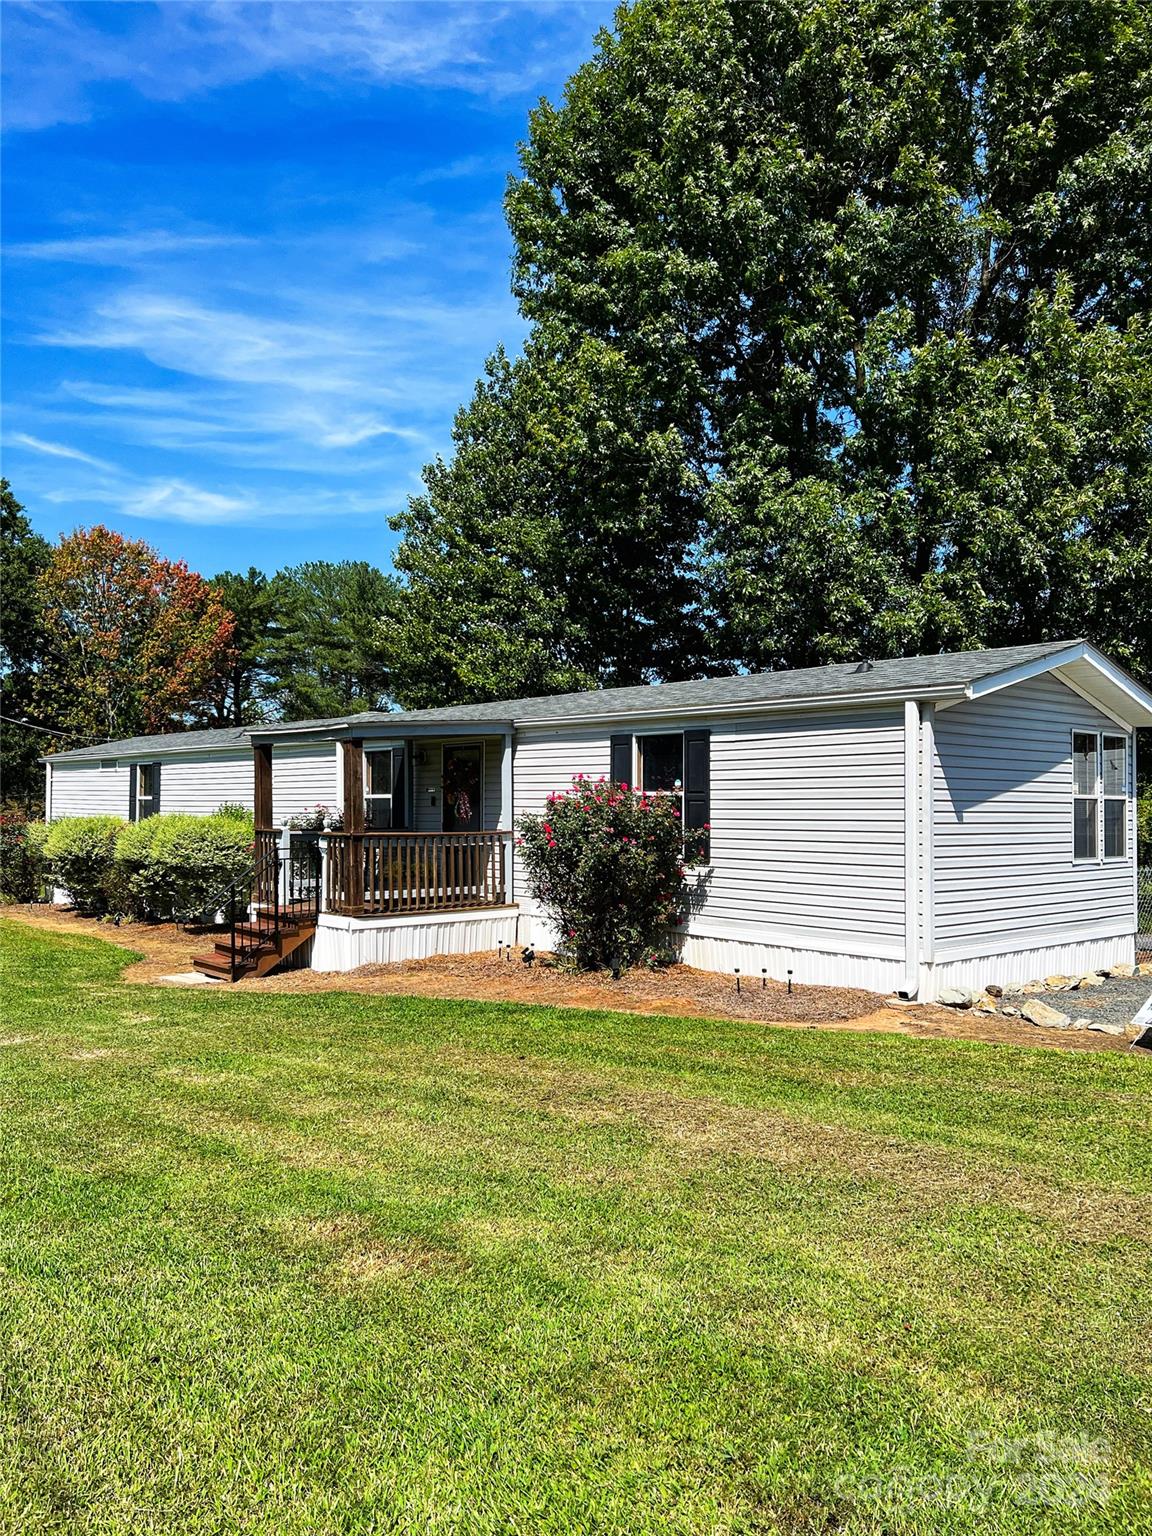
left=45, top=725, right=251, bottom=764
left=45, top=640, right=1089, bottom=760
left=258, top=639, right=1086, bottom=732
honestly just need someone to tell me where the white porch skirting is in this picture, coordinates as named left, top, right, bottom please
left=311, top=906, right=522, bottom=972
left=676, top=931, right=906, bottom=996
left=919, top=932, right=1135, bottom=1000
left=519, top=906, right=909, bottom=995
left=309, top=903, right=1135, bottom=1003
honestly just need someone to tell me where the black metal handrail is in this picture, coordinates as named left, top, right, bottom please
left=188, top=829, right=321, bottom=980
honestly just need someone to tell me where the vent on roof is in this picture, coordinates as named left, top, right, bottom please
left=854, top=660, right=874, bottom=673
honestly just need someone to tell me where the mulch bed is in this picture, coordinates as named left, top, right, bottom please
left=1, top=905, right=1135, bottom=1050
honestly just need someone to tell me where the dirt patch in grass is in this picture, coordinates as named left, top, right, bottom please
left=534, top=1077, right=1152, bottom=1241
left=281, top=1213, right=456, bottom=1286
left=2, top=905, right=1132, bottom=1051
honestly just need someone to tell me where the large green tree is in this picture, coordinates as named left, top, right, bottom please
left=269, top=561, right=398, bottom=719
left=0, top=481, right=52, bottom=809
left=388, top=0, right=1151, bottom=698
left=200, top=568, right=283, bottom=725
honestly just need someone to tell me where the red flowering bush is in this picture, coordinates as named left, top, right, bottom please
left=517, top=775, right=688, bottom=972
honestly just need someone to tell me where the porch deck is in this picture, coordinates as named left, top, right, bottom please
left=322, top=830, right=512, bottom=917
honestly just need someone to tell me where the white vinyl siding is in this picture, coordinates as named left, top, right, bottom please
left=271, top=743, right=339, bottom=825
left=932, top=675, right=1134, bottom=949
left=513, top=708, right=905, bottom=945
left=706, top=706, right=906, bottom=943
left=157, top=750, right=254, bottom=815
left=49, top=751, right=254, bottom=820
left=48, top=761, right=132, bottom=819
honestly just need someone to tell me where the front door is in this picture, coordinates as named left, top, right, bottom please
left=442, top=744, right=482, bottom=832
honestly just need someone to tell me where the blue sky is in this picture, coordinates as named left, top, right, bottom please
left=1, top=0, right=614, bottom=575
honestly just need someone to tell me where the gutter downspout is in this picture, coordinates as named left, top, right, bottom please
left=900, top=699, right=921, bottom=998
left=919, top=703, right=936, bottom=997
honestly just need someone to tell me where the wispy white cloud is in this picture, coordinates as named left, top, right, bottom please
left=2, top=1, right=606, bottom=131
left=6, top=230, right=253, bottom=263
left=6, top=432, right=116, bottom=471
left=33, top=273, right=516, bottom=466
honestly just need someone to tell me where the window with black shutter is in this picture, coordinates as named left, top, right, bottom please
left=609, top=734, right=633, bottom=787
left=137, top=758, right=162, bottom=817
left=636, top=730, right=712, bottom=864
left=682, top=729, right=711, bottom=862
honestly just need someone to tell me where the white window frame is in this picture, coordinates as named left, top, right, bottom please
left=635, top=732, right=685, bottom=821
left=1071, top=728, right=1131, bottom=865
left=364, top=745, right=400, bottom=831
left=1100, top=731, right=1130, bottom=862
left=135, top=762, right=158, bottom=821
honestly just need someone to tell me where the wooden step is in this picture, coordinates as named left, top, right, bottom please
left=191, top=920, right=317, bottom=983
left=191, top=953, right=247, bottom=979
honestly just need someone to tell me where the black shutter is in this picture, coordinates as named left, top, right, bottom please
left=128, top=764, right=137, bottom=822
left=610, top=734, right=633, bottom=787
left=683, top=730, right=710, bottom=857
left=151, top=762, right=161, bottom=816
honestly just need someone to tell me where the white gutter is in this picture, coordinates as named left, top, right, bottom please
left=919, top=703, right=936, bottom=972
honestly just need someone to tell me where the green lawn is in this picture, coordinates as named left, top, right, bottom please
left=1, top=918, right=1149, bottom=1536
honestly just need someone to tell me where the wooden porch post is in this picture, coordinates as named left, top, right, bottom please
left=341, top=739, right=365, bottom=917
left=342, top=739, right=365, bottom=832
left=253, top=743, right=273, bottom=830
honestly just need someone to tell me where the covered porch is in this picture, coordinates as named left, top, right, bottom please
left=251, top=724, right=516, bottom=920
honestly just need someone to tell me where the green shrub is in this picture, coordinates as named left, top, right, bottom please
left=116, top=813, right=254, bottom=922
left=43, top=816, right=124, bottom=915
left=517, top=775, right=691, bottom=972
left=0, top=814, right=48, bottom=902
left=214, top=802, right=254, bottom=830
left=1137, top=786, right=1152, bottom=863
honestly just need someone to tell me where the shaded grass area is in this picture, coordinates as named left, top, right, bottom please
left=1, top=916, right=1149, bottom=1535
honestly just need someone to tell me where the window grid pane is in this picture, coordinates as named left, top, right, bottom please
left=640, top=735, right=683, bottom=794
left=1073, top=799, right=1097, bottom=860
left=1103, top=800, right=1126, bottom=859
left=1072, top=733, right=1097, bottom=796
left=1101, top=736, right=1127, bottom=797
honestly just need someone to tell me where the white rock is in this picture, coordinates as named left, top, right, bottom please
left=938, top=987, right=974, bottom=1008
left=1069, top=1018, right=1091, bottom=1031
left=1020, top=1000, right=1072, bottom=1030
left=1045, top=974, right=1074, bottom=990
left=1000, top=1006, right=1020, bottom=1018
left=1088, top=1020, right=1127, bottom=1036
left=1110, top=963, right=1137, bottom=979
left=1077, top=973, right=1105, bottom=987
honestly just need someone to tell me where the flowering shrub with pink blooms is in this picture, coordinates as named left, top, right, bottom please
left=516, top=774, right=688, bottom=972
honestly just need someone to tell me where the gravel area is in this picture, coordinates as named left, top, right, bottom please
left=1047, top=974, right=1152, bottom=1031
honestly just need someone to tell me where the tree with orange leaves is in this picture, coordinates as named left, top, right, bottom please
left=35, top=525, right=236, bottom=743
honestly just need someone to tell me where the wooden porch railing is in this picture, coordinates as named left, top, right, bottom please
left=324, top=831, right=510, bottom=916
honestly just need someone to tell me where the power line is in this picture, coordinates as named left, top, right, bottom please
left=0, top=713, right=98, bottom=745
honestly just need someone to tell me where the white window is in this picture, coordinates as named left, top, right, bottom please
left=1073, top=730, right=1129, bottom=862
left=637, top=733, right=684, bottom=820
left=365, top=748, right=399, bottom=830
left=1101, top=734, right=1128, bottom=859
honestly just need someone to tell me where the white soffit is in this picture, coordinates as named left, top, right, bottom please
left=963, top=641, right=1152, bottom=728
